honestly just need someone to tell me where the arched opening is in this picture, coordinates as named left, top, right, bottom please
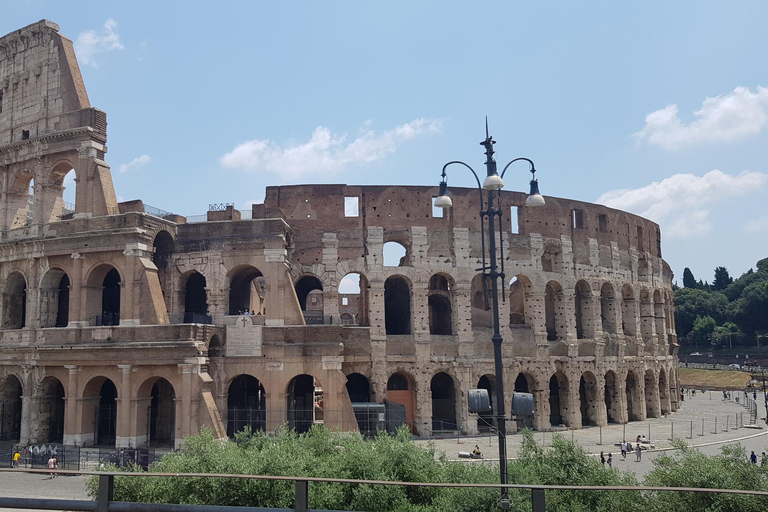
left=81, top=378, right=118, bottom=447
left=625, top=371, right=639, bottom=422
left=470, top=273, right=492, bottom=328
left=383, top=241, right=408, bottom=267
left=37, top=377, right=65, bottom=443
left=228, top=266, right=265, bottom=315
left=40, top=269, right=70, bottom=328
left=514, top=373, right=535, bottom=429
left=339, top=272, right=369, bottom=326
left=0, top=375, right=22, bottom=441
left=346, top=373, right=371, bottom=403
left=153, top=231, right=174, bottom=304
left=102, top=269, right=121, bottom=326
left=47, top=163, right=77, bottom=222
left=659, top=368, right=671, bottom=415
left=604, top=371, right=620, bottom=424
left=384, top=276, right=411, bottom=335
left=541, top=251, right=554, bottom=272
left=545, top=282, right=565, bottom=341
left=600, top=283, right=616, bottom=334
left=574, top=281, right=593, bottom=339
left=386, top=372, right=415, bottom=433
left=477, top=375, right=495, bottom=432
left=208, top=334, right=224, bottom=358
left=60, top=168, right=77, bottom=219
left=148, top=379, right=175, bottom=447
left=509, top=276, right=532, bottom=325
left=428, top=274, right=452, bottom=335
left=295, top=275, right=324, bottom=324
left=431, top=372, right=456, bottom=431
left=644, top=369, right=660, bottom=419
left=549, top=372, right=569, bottom=427
left=287, top=374, right=321, bottom=433
left=8, top=171, right=34, bottom=229
left=579, top=372, right=599, bottom=426
left=183, top=271, right=209, bottom=323
left=621, top=285, right=636, bottom=337
left=2, top=272, right=27, bottom=329
left=640, top=289, right=654, bottom=343
left=227, top=375, right=266, bottom=437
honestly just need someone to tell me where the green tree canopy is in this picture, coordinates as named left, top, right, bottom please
left=673, top=288, right=728, bottom=337
left=683, top=267, right=697, bottom=288
left=713, top=266, right=733, bottom=290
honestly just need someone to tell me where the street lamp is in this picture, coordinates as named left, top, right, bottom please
left=435, top=121, right=544, bottom=510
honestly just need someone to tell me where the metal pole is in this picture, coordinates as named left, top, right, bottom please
left=623, top=423, right=626, bottom=442
left=670, top=421, right=674, bottom=440
left=700, top=417, right=704, bottom=436
left=599, top=426, right=602, bottom=445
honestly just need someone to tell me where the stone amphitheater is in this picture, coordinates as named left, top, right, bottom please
left=0, top=20, right=678, bottom=449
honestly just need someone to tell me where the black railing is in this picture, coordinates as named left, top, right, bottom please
left=208, top=203, right=234, bottom=211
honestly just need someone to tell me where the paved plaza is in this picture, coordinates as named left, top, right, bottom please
left=0, top=390, right=766, bottom=511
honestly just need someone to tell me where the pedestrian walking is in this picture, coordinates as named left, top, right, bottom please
left=600, top=451, right=605, bottom=466
left=621, top=442, right=627, bottom=460
left=12, top=451, right=20, bottom=468
left=607, top=453, right=613, bottom=468
left=636, top=444, right=642, bottom=462
left=750, top=451, right=757, bottom=464
left=753, top=390, right=757, bottom=401
left=48, top=455, right=56, bottom=478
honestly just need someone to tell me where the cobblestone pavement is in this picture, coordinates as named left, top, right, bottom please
left=0, top=390, right=765, bottom=511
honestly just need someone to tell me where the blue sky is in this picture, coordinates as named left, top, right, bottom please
left=4, top=1, right=768, bottom=284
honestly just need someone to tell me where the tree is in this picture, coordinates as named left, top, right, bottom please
left=683, top=267, right=697, bottom=288
left=692, top=315, right=716, bottom=346
left=712, top=266, right=733, bottom=290
left=673, top=288, right=728, bottom=337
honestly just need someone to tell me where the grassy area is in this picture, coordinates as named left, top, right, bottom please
left=678, top=367, right=752, bottom=390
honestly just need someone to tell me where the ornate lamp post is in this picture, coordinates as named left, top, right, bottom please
left=435, top=121, right=544, bottom=510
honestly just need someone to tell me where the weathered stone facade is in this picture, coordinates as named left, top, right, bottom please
left=0, top=21, right=678, bottom=449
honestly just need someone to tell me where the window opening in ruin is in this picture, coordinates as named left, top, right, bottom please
left=572, top=209, right=584, bottom=229
left=149, top=378, right=176, bottom=447
left=0, top=375, right=23, bottom=442
left=598, top=214, right=607, bottom=233
left=428, top=274, right=452, bottom=335
left=295, top=275, right=324, bottom=324
left=470, top=273, right=492, bottom=329
left=431, top=372, right=457, bottom=431
left=644, top=369, right=659, bottom=418
left=514, top=374, right=530, bottom=394
left=184, top=272, right=208, bottom=323
left=510, top=206, right=519, bottom=234
left=600, top=283, right=616, bottom=334
left=26, top=178, right=35, bottom=226
left=545, top=283, right=558, bottom=341
left=541, top=252, right=553, bottom=272
left=659, top=368, right=671, bottom=415
left=386, top=373, right=414, bottom=433
left=383, top=241, right=408, bottom=267
left=549, top=374, right=566, bottom=427
left=346, top=373, right=371, bottom=403
left=384, top=276, right=411, bottom=335
left=621, top=285, right=636, bottom=337
left=56, top=274, right=70, bottom=327
left=96, top=380, right=118, bottom=446
left=38, top=377, right=65, bottom=443
left=227, top=375, right=266, bottom=437
left=208, top=334, right=225, bottom=358
left=228, top=266, right=264, bottom=315
left=22, top=130, right=29, bottom=140
left=287, top=374, right=321, bottom=433
left=476, top=375, right=495, bottom=433
left=2, top=272, right=27, bottom=330
left=102, top=269, right=121, bottom=326
left=344, top=197, right=359, bottom=217
left=625, top=372, right=637, bottom=421
left=604, top=371, right=618, bottom=423
left=387, top=374, right=409, bottom=390
left=431, top=197, right=444, bottom=218
left=508, top=276, right=527, bottom=325
left=339, top=273, right=368, bottom=326
left=153, top=231, right=174, bottom=276
left=579, top=373, right=598, bottom=426
left=636, top=226, right=644, bottom=250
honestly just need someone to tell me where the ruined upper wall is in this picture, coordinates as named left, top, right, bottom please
left=0, top=20, right=97, bottom=147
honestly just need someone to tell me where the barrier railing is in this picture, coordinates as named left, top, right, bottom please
left=1, top=468, right=768, bottom=512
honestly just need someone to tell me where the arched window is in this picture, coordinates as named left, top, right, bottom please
left=102, top=269, right=121, bottom=326
left=428, top=274, right=452, bottom=335
left=228, top=266, right=265, bottom=315
left=339, top=272, right=369, bottom=326
left=183, top=272, right=209, bottom=323
left=383, top=241, right=408, bottom=267
left=295, top=275, right=324, bottom=324
left=2, top=272, right=27, bottom=329
left=227, top=375, right=266, bottom=437
left=346, top=373, right=371, bottom=403
left=431, top=372, right=456, bottom=431
left=0, top=375, right=23, bottom=441
left=545, top=282, right=565, bottom=341
left=39, top=269, right=70, bottom=328
left=287, top=375, right=321, bottom=433
left=470, top=273, right=492, bottom=328
left=384, top=276, right=411, bottom=335
left=508, top=276, right=531, bottom=326
left=37, top=377, right=65, bottom=443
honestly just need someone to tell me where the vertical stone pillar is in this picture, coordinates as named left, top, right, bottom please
left=18, top=365, right=32, bottom=444
left=615, top=382, right=628, bottom=424
left=264, top=247, right=289, bottom=326
left=69, top=252, right=86, bottom=326
left=561, top=288, right=576, bottom=343
left=179, top=364, right=193, bottom=440
left=116, top=365, right=132, bottom=447
left=532, top=388, right=547, bottom=430
left=527, top=292, right=548, bottom=346
left=63, top=365, right=79, bottom=445
left=595, top=375, right=608, bottom=426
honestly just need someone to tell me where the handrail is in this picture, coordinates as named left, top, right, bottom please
left=1, top=467, right=767, bottom=512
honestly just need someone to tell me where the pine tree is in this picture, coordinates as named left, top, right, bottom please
left=712, top=266, right=732, bottom=290
left=683, top=267, right=696, bottom=288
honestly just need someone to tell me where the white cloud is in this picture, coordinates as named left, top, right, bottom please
left=75, top=18, right=124, bottom=68
left=220, top=119, right=443, bottom=179
left=119, top=154, right=151, bottom=173
left=634, top=86, right=768, bottom=150
left=596, top=169, right=767, bottom=239
left=745, top=214, right=768, bottom=233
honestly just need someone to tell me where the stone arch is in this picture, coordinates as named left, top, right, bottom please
left=621, top=284, right=636, bottom=337
left=8, top=169, right=34, bottom=229
left=227, top=374, right=266, bottom=437
left=287, top=374, right=321, bottom=433
left=386, top=372, right=416, bottom=433
left=227, top=265, right=265, bottom=315
left=545, top=281, right=566, bottom=341
left=153, top=230, right=175, bottom=299
left=207, top=334, right=224, bottom=357
left=428, top=273, right=453, bottom=335
left=476, top=374, right=495, bottom=432
left=346, top=373, right=371, bottom=403
left=2, top=271, right=27, bottom=329
left=644, top=369, right=660, bottom=418
left=82, top=376, right=118, bottom=446
left=431, top=372, right=457, bottom=431
left=600, top=283, right=616, bottom=334
left=625, top=370, right=640, bottom=422
left=295, top=275, right=324, bottom=324
left=339, top=272, right=369, bottom=327
left=136, top=376, right=176, bottom=447
left=0, top=375, right=23, bottom=441
left=45, top=160, right=78, bottom=222
left=574, top=280, right=593, bottom=339
left=470, top=273, right=492, bottom=328
left=579, top=371, right=599, bottom=426
left=604, top=370, right=621, bottom=424
left=513, top=372, right=536, bottom=429
left=181, top=270, right=209, bottom=323
left=39, top=268, right=70, bottom=327
left=509, top=275, right=533, bottom=326
left=549, top=371, right=570, bottom=427
left=383, top=240, right=409, bottom=267
left=36, top=376, right=65, bottom=443
left=659, top=367, right=671, bottom=415
left=85, top=264, right=122, bottom=326
left=384, top=275, right=411, bottom=335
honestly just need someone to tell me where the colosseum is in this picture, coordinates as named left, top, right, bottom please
left=0, top=20, right=678, bottom=449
